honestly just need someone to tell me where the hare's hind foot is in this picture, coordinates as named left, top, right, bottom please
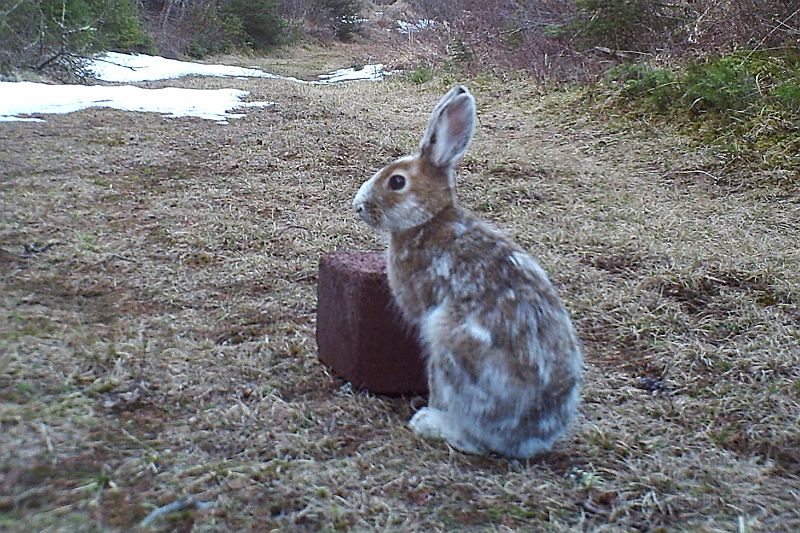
left=409, top=407, right=484, bottom=455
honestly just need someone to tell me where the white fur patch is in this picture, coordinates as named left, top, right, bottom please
left=409, top=407, right=448, bottom=439
left=409, top=407, right=484, bottom=454
left=477, top=364, right=511, bottom=399
left=537, top=414, right=560, bottom=435
left=394, top=154, right=416, bottom=164
left=383, top=194, right=431, bottom=231
left=509, top=251, right=548, bottom=281
left=352, top=174, right=376, bottom=212
left=431, top=254, right=452, bottom=278
left=565, top=383, right=581, bottom=413
left=420, top=304, right=448, bottom=351
left=465, top=315, right=492, bottom=346
left=528, top=334, right=551, bottom=386
left=500, top=288, right=516, bottom=301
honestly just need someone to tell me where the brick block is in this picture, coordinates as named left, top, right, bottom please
left=316, top=251, right=428, bottom=396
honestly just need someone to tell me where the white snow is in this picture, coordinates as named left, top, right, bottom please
left=89, top=52, right=287, bottom=83
left=88, top=52, right=388, bottom=84
left=397, top=19, right=436, bottom=34
left=316, top=64, right=388, bottom=84
left=0, top=81, right=274, bottom=123
left=0, top=53, right=390, bottom=123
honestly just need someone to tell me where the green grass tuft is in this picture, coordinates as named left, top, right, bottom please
left=599, top=49, right=800, bottom=181
left=407, top=67, right=435, bottom=85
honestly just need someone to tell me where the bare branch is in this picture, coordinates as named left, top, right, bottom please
left=139, top=497, right=214, bottom=528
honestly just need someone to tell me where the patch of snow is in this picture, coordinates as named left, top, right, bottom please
left=340, top=16, right=368, bottom=24
left=0, top=81, right=274, bottom=123
left=316, top=64, right=388, bottom=84
left=1, top=116, right=44, bottom=123
left=89, top=52, right=288, bottom=83
left=88, top=52, right=389, bottom=84
left=397, top=19, right=436, bottom=34
left=0, top=54, right=392, bottom=124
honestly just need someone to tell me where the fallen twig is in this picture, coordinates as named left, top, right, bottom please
left=276, top=224, right=311, bottom=238
left=24, top=242, right=57, bottom=255
left=139, top=497, right=214, bottom=529
left=0, top=242, right=59, bottom=262
left=674, top=169, right=724, bottom=182
left=99, top=252, right=141, bottom=265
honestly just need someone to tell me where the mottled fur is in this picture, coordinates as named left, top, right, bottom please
left=353, top=86, right=582, bottom=458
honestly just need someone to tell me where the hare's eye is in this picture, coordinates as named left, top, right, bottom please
left=388, top=174, right=406, bottom=191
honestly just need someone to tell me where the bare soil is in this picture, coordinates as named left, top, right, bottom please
left=1, top=44, right=799, bottom=532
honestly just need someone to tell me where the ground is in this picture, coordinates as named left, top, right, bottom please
left=1, top=43, right=799, bottom=532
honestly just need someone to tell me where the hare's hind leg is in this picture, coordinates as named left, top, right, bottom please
left=409, top=407, right=484, bottom=455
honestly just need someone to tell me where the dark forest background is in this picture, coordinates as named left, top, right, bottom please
left=2, top=1, right=797, bottom=77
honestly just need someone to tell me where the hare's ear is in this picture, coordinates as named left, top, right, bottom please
left=419, top=85, right=476, bottom=169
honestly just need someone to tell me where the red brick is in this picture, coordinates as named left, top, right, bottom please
left=316, top=251, right=428, bottom=396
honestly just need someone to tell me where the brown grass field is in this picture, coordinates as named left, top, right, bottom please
left=1, top=43, right=799, bottom=532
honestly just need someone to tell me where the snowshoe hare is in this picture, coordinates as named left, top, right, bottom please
left=352, top=86, right=582, bottom=458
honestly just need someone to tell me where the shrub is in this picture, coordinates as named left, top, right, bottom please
left=448, top=39, right=474, bottom=65
left=223, top=0, right=286, bottom=49
left=599, top=50, right=800, bottom=177
left=183, top=4, right=245, bottom=58
left=174, top=0, right=289, bottom=58
left=407, top=67, right=434, bottom=84
left=569, top=0, right=682, bottom=51
left=313, top=0, right=363, bottom=41
left=772, top=82, right=800, bottom=112
left=682, top=57, right=756, bottom=114
left=606, top=63, right=679, bottom=111
left=92, top=0, right=150, bottom=51
left=0, top=0, right=148, bottom=76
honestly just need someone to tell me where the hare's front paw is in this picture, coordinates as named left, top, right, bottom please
left=409, top=407, right=484, bottom=455
left=409, top=407, right=448, bottom=440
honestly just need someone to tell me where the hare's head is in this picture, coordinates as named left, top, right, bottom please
left=353, top=85, right=476, bottom=232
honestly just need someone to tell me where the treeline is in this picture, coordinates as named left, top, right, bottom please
left=0, top=0, right=362, bottom=76
left=0, top=0, right=146, bottom=76
left=2, top=1, right=797, bottom=86
left=408, top=0, right=799, bottom=80
left=144, top=0, right=363, bottom=57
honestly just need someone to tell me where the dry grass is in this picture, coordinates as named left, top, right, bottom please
left=1, top=44, right=799, bottom=532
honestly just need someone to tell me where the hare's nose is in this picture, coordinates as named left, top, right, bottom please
left=355, top=204, right=364, bottom=213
